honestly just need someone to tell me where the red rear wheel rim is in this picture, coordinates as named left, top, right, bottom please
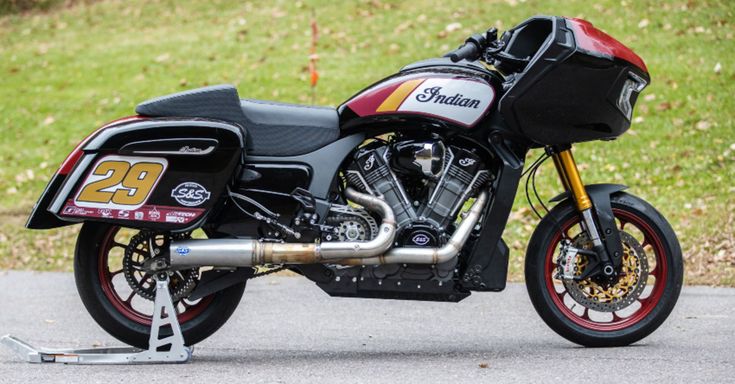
left=544, top=209, right=668, bottom=331
left=97, top=227, right=213, bottom=326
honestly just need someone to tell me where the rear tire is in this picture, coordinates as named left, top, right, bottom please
left=74, top=223, right=247, bottom=349
left=525, top=192, right=683, bottom=347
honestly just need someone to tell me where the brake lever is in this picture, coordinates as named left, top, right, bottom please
left=485, top=27, right=498, bottom=45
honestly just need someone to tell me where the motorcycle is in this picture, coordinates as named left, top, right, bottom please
left=26, top=15, right=683, bottom=348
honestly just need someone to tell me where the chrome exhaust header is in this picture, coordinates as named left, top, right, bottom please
left=332, top=190, right=488, bottom=266
left=169, top=187, right=396, bottom=267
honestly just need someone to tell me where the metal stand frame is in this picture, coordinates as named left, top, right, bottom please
left=1, top=275, right=192, bottom=364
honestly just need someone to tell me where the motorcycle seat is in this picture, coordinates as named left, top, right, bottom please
left=135, top=84, right=340, bottom=156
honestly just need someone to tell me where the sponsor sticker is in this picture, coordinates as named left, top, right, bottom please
left=60, top=201, right=204, bottom=225
left=165, top=211, right=197, bottom=223
left=175, top=246, right=190, bottom=256
left=148, top=207, right=161, bottom=221
left=412, top=233, right=431, bottom=246
left=62, top=206, right=95, bottom=216
left=171, top=182, right=211, bottom=207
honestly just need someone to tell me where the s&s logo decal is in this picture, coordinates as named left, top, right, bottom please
left=171, top=182, right=211, bottom=207
left=411, top=233, right=431, bottom=246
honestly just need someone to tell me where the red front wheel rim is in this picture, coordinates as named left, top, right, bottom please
left=97, top=227, right=213, bottom=326
left=544, top=209, right=668, bottom=332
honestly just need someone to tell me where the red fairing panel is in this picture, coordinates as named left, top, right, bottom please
left=568, top=18, right=648, bottom=73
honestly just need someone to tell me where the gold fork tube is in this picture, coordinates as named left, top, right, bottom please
left=552, top=148, right=592, bottom=211
left=551, top=153, right=571, bottom=192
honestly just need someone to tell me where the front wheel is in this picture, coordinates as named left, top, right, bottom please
left=74, top=223, right=247, bottom=349
left=525, top=192, right=683, bottom=347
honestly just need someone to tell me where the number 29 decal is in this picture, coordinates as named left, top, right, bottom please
left=74, top=155, right=167, bottom=210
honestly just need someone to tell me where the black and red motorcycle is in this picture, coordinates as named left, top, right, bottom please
left=27, top=16, right=682, bottom=348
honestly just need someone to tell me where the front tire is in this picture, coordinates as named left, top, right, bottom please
left=525, top=192, right=683, bottom=347
left=74, top=223, right=247, bottom=349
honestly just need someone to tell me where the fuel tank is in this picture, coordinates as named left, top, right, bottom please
left=338, top=59, right=501, bottom=130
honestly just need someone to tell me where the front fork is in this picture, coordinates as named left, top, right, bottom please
left=550, top=147, right=617, bottom=278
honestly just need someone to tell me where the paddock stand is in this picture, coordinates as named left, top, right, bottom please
left=1, top=274, right=192, bottom=364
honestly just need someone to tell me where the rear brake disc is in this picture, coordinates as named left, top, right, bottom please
left=123, top=231, right=198, bottom=301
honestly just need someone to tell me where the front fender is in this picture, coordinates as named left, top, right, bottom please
left=550, top=183, right=628, bottom=268
left=550, top=183, right=627, bottom=203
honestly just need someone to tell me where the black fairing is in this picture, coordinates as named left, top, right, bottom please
left=460, top=138, right=523, bottom=291
left=26, top=173, right=71, bottom=229
left=497, top=16, right=649, bottom=145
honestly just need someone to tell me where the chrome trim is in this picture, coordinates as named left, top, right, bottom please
left=413, top=141, right=445, bottom=178
left=428, top=148, right=454, bottom=205
left=581, top=208, right=604, bottom=248
left=132, top=146, right=216, bottom=156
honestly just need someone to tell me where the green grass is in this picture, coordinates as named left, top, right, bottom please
left=0, top=0, right=733, bottom=284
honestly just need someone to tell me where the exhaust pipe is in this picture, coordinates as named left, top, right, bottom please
left=169, top=187, right=396, bottom=267
left=169, top=188, right=488, bottom=268
left=332, top=190, right=488, bottom=265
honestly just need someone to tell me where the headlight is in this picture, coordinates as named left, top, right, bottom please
left=617, top=71, right=648, bottom=120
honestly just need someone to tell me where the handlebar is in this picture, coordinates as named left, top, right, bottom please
left=443, top=34, right=486, bottom=62
left=442, top=28, right=530, bottom=74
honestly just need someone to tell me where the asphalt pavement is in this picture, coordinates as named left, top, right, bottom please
left=0, top=271, right=733, bottom=383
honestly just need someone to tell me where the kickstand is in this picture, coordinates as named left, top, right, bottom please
left=1, top=275, right=192, bottom=364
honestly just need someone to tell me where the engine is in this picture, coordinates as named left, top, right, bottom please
left=344, top=139, right=491, bottom=248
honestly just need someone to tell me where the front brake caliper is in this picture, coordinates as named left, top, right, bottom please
left=556, top=239, right=580, bottom=280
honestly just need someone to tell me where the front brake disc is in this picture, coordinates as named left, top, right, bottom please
left=563, top=231, right=649, bottom=312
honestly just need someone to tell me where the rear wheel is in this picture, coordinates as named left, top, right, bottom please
left=74, top=223, right=247, bottom=349
left=525, top=192, right=683, bottom=347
